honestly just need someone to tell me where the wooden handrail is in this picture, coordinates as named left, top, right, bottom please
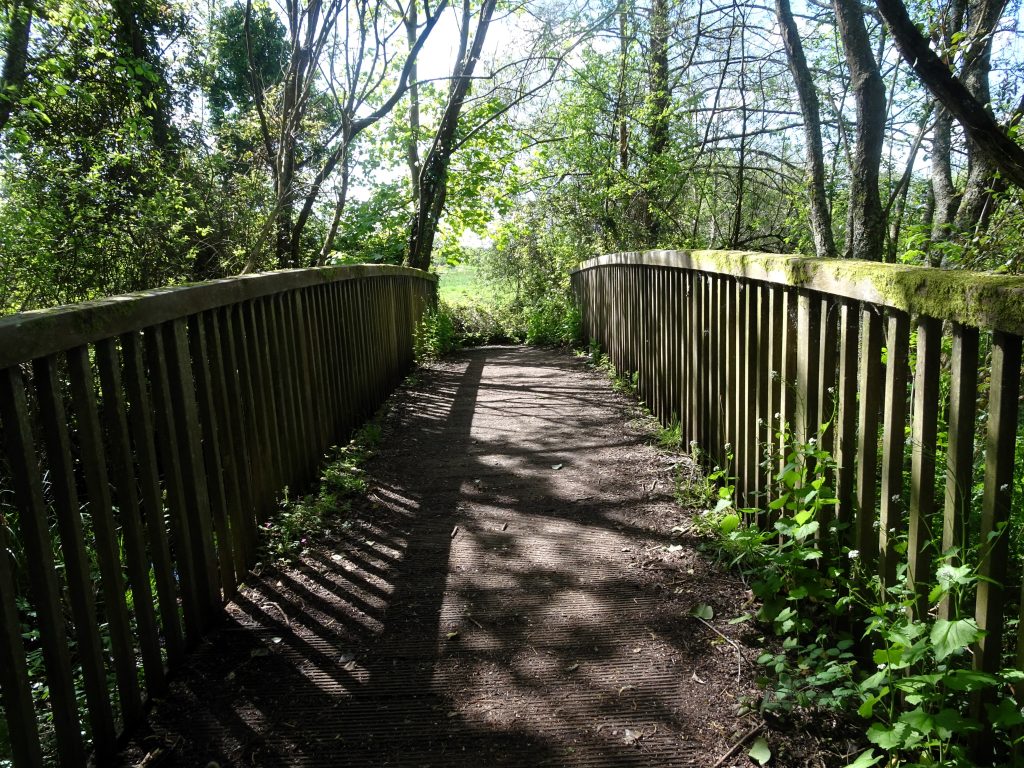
left=0, top=264, right=435, bottom=368
left=575, top=250, right=1024, bottom=335
left=0, top=264, right=436, bottom=767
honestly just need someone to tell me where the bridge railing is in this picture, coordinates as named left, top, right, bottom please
left=0, top=265, right=436, bottom=767
left=572, top=249, right=1024, bottom=674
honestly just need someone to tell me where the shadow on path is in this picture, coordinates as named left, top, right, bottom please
left=120, top=347, right=758, bottom=768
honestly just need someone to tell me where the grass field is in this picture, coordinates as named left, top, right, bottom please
left=436, top=262, right=501, bottom=307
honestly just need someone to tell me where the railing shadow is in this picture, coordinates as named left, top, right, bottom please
left=119, top=347, right=731, bottom=767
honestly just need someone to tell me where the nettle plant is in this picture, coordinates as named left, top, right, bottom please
left=699, top=422, right=1024, bottom=768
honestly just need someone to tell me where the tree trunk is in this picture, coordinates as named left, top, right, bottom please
left=930, top=105, right=957, bottom=247
left=646, top=0, right=669, bottom=245
left=834, top=0, right=886, bottom=261
left=0, top=0, right=34, bottom=134
left=407, top=0, right=497, bottom=270
left=776, top=0, right=836, bottom=258
left=404, top=1, right=422, bottom=209
left=318, top=153, right=351, bottom=265
left=875, top=0, right=1024, bottom=189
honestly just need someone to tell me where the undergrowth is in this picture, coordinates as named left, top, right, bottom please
left=693, top=424, right=1024, bottom=768
left=260, top=420, right=383, bottom=562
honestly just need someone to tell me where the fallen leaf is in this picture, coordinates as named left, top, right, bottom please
left=551, top=463, right=563, bottom=470
left=446, top=631, right=460, bottom=640
left=749, top=736, right=772, bottom=765
left=565, top=663, right=579, bottom=672
left=691, top=603, right=714, bottom=620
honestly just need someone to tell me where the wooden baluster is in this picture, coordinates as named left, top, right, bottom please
left=743, top=282, right=759, bottom=508
left=67, top=345, right=143, bottom=728
left=938, top=324, right=979, bottom=621
left=766, top=285, right=785, bottom=503
left=33, top=356, right=117, bottom=753
left=698, top=274, right=708, bottom=450
left=779, top=288, right=798, bottom=474
left=94, top=340, right=166, bottom=697
left=122, top=332, right=184, bottom=665
left=908, top=316, right=942, bottom=619
left=188, top=315, right=236, bottom=597
left=975, top=333, right=1021, bottom=674
left=270, top=295, right=301, bottom=486
left=818, top=298, right=839, bottom=456
left=162, top=320, right=220, bottom=617
left=732, top=279, right=745, bottom=498
left=835, top=301, right=860, bottom=543
left=292, top=290, right=318, bottom=474
left=0, top=366, right=85, bottom=766
left=855, top=307, right=883, bottom=568
left=211, top=308, right=255, bottom=571
left=0, top=500, right=43, bottom=768
left=879, top=310, right=910, bottom=587
left=754, top=283, right=770, bottom=505
left=250, top=299, right=284, bottom=491
left=707, top=276, right=720, bottom=455
left=796, top=291, right=821, bottom=450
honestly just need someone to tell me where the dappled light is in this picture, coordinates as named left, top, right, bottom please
left=117, top=347, right=764, bottom=767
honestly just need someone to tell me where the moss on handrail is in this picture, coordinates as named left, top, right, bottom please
left=0, top=264, right=438, bottom=369
left=574, top=249, right=1024, bottom=336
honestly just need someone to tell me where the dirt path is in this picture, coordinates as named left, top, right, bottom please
left=120, top=347, right=809, bottom=767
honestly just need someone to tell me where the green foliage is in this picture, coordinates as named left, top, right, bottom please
left=414, top=302, right=458, bottom=360
left=261, top=422, right=382, bottom=562
left=694, top=425, right=1023, bottom=768
left=432, top=249, right=582, bottom=348
left=206, top=1, right=287, bottom=125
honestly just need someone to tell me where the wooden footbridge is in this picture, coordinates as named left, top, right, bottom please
left=0, top=252, right=1022, bottom=766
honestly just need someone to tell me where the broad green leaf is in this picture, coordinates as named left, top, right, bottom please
left=987, top=698, right=1024, bottom=730
left=866, top=721, right=908, bottom=750
left=930, top=618, right=980, bottom=661
left=691, top=604, right=714, bottom=620
left=748, top=736, right=771, bottom=765
left=842, top=749, right=882, bottom=768
left=899, top=707, right=934, bottom=734
left=719, top=513, right=740, bottom=535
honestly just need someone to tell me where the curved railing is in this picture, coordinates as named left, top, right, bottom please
left=0, top=265, right=436, bottom=766
left=572, top=249, right=1023, bottom=674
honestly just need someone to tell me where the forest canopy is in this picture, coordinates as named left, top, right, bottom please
left=1, top=0, right=1024, bottom=315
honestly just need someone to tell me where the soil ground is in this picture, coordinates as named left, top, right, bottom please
left=119, top=346, right=863, bottom=767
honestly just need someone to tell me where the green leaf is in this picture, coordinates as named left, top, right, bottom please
left=930, top=618, right=980, bottom=661
left=857, top=688, right=888, bottom=718
left=748, top=736, right=771, bottom=765
left=842, top=749, right=882, bottom=768
left=899, top=707, right=934, bottom=734
left=719, top=513, right=740, bottom=535
left=987, top=697, right=1024, bottom=729
left=867, top=722, right=908, bottom=749
left=691, top=604, right=714, bottom=620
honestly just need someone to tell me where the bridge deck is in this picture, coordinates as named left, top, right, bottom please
left=119, top=347, right=782, bottom=767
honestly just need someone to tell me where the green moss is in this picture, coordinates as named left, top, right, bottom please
left=664, top=250, right=1024, bottom=335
